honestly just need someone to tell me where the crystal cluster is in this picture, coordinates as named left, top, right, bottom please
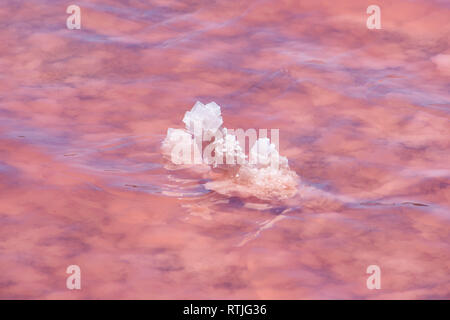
left=212, top=128, right=247, bottom=166
left=182, top=101, right=223, bottom=135
left=162, top=101, right=299, bottom=200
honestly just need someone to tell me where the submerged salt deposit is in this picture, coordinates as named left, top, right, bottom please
left=162, top=101, right=299, bottom=200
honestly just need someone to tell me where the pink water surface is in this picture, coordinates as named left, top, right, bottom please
left=0, top=0, right=449, bottom=299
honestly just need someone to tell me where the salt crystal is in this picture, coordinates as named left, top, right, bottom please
left=249, top=137, right=288, bottom=169
left=162, top=101, right=299, bottom=200
left=161, top=128, right=191, bottom=151
left=212, top=128, right=247, bottom=166
left=161, top=128, right=197, bottom=165
left=182, top=101, right=223, bottom=135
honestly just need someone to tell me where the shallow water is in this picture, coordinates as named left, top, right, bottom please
left=0, top=0, right=449, bottom=299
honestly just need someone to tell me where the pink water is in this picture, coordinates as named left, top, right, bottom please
left=0, top=0, right=449, bottom=299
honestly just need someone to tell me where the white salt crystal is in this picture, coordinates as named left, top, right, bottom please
left=162, top=101, right=299, bottom=200
left=182, top=101, right=223, bottom=136
left=161, top=128, right=197, bottom=165
left=162, top=128, right=191, bottom=149
left=249, top=137, right=288, bottom=169
left=212, top=128, right=247, bottom=166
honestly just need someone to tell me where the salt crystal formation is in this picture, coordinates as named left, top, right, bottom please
left=162, top=101, right=299, bottom=200
left=212, top=128, right=247, bottom=166
left=249, top=137, right=288, bottom=168
left=161, top=128, right=196, bottom=165
left=182, top=101, right=223, bottom=135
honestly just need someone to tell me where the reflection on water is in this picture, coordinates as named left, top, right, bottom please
left=0, top=0, right=449, bottom=299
